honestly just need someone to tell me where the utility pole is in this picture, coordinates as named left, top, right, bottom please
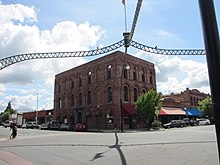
left=199, top=0, right=220, bottom=162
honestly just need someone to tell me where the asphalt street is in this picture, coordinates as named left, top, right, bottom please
left=0, top=125, right=219, bottom=165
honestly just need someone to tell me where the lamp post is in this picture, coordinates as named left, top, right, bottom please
left=120, top=63, right=130, bottom=132
left=35, top=93, right=39, bottom=124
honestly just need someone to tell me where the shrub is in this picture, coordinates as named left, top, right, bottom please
left=151, top=121, right=162, bottom=128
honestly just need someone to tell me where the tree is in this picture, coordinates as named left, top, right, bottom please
left=0, top=101, right=16, bottom=122
left=135, top=89, right=162, bottom=128
left=198, top=96, right=213, bottom=117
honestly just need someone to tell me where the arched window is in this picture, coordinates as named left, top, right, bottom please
left=124, top=86, right=129, bottom=102
left=87, top=91, right=91, bottom=105
left=142, top=89, right=146, bottom=94
left=79, top=78, right=82, bottom=87
left=58, top=97, right=62, bottom=109
left=142, top=70, right=145, bottom=82
left=71, top=80, right=74, bottom=89
left=124, top=69, right=128, bottom=79
left=79, top=93, right=82, bottom=106
left=107, top=65, right=112, bottom=80
left=134, top=87, right=138, bottom=102
left=88, top=72, right=92, bottom=84
left=58, top=84, right=61, bottom=92
left=133, top=67, right=137, bottom=80
left=71, top=94, right=74, bottom=107
left=149, top=71, right=153, bottom=84
left=107, top=87, right=112, bottom=103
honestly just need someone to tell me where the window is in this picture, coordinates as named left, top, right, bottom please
left=87, top=91, right=91, bottom=105
left=142, top=89, right=146, bottom=94
left=107, top=87, right=112, bottom=103
left=107, top=65, right=112, bottom=80
left=142, top=70, right=145, bottom=82
left=133, top=68, right=137, bottom=80
left=71, top=94, right=74, bottom=107
left=124, top=86, right=129, bottom=102
left=124, top=69, right=128, bottom=79
left=149, top=71, right=153, bottom=84
left=79, top=93, right=82, bottom=106
left=79, top=78, right=82, bottom=87
left=191, top=96, right=193, bottom=106
left=134, top=87, right=138, bottom=102
left=58, top=97, right=62, bottom=109
left=96, top=68, right=99, bottom=82
left=71, top=80, right=74, bottom=89
left=58, top=84, right=61, bottom=92
left=88, top=72, right=92, bottom=84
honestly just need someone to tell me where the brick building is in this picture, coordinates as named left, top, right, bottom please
left=22, top=109, right=53, bottom=124
left=53, top=51, right=156, bottom=129
left=162, top=88, right=210, bottom=109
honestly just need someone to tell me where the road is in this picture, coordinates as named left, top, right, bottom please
left=0, top=125, right=218, bottom=165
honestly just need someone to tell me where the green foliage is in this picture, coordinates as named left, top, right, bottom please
left=198, top=96, right=213, bottom=117
left=1, top=111, right=10, bottom=122
left=0, top=101, right=17, bottom=122
left=135, top=89, right=162, bottom=126
left=151, top=120, right=162, bottom=128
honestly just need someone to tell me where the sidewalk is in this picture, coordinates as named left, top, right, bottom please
left=88, top=128, right=165, bottom=133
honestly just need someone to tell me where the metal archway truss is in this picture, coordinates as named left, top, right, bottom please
left=130, top=40, right=206, bottom=55
left=0, top=0, right=206, bottom=70
left=0, top=40, right=124, bottom=70
left=0, top=39, right=206, bottom=70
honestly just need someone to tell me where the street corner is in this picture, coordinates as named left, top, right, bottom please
left=0, top=150, right=36, bottom=165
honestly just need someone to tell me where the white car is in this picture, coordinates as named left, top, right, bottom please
left=3, top=120, right=12, bottom=128
left=197, top=118, right=210, bottom=125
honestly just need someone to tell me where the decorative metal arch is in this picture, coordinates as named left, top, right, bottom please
left=130, top=40, right=206, bottom=55
left=0, top=40, right=124, bottom=70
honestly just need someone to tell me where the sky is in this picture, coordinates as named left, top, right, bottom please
left=0, top=0, right=219, bottom=113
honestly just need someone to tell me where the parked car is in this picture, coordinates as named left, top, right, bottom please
left=189, top=119, right=199, bottom=126
left=3, top=120, right=12, bottom=128
left=182, top=118, right=198, bottom=126
left=163, top=120, right=186, bottom=129
left=182, top=118, right=190, bottom=126
left=21, top=123, right=27, bottom=129
left=26, top=121, right=39, bottom=129
left=40, top=122, right=50, bottom=130
left=60, top=123, right=74, bottom=131
left=75, top=123, right=87, bottom=132
left=197, top=118, right=210, bottom=125
left=49, top=120, right=60, bottom=130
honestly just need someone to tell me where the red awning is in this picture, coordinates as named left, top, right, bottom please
left=159, top=107, right=186, bottom=115
left=122, top=104, right=136, bottom=116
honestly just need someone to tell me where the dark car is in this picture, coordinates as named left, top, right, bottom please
left=163, top=120, right=186, bottom=129
left=60, top=123, right=74, bottom=131
left=49, top=120, right=60, bottom=130
left=75, top=123, right=87, bottom=132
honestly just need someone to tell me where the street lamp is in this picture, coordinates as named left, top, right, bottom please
left=120, top=63, right=130, bottom=132
left=35, top=93, right=39, bottom=124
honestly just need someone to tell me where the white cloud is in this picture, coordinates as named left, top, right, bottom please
left=0, top=3, right=105, bottom=112
left=135, top=51, right=210, bottom=95
left=0, top=83, right=5, bottom=96
left=0, top=3, right=36, bottom=24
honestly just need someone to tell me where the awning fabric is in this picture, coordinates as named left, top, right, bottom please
left=185, top=108, right=202, bottom=116
left=122, top=104, right=136, bottom=116
left=159, top=107, right=186, bottom=115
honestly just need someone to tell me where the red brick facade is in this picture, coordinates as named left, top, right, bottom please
left=162, top=88, right=210, bottom=109
left=53, top=51, right=156, bottom=129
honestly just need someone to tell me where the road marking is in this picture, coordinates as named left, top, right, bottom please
left=0, top=150, right=35, bottom=165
